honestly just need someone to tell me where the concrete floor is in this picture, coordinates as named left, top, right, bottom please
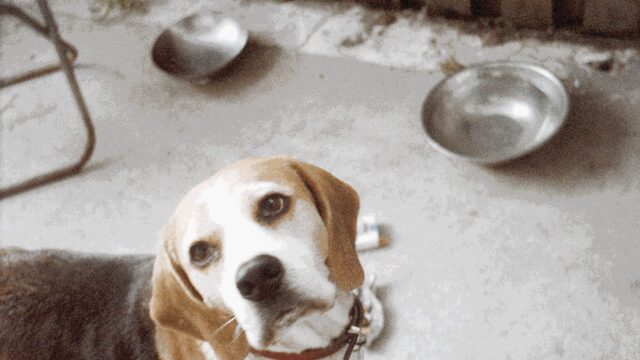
left=2, top=1, right=640, bottom=359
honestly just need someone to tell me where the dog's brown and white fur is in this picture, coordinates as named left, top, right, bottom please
left=0, top=157, right=365, bottom=360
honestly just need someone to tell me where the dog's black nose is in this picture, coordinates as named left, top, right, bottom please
left=236, top=254, right=284, bottom=301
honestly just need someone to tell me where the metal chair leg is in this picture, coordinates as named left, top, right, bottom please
left=0, top=0, right=95, bottom=200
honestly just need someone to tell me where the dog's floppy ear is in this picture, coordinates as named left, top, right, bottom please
left=290, top=160, right=364, bottom=291
left=149, top=218, right=248, bottom=360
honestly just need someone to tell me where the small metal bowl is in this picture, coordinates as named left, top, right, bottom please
left=152, top=12, right=248, bottom=82
left=422, top=62, right=569, bottom=164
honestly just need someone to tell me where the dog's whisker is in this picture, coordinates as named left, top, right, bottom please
left=212, top=315, right=236, bottom=337
left=231, top=323, right=244, bottom=343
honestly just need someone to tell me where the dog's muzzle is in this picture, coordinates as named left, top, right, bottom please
left=249, top=296, right=366, bottom=360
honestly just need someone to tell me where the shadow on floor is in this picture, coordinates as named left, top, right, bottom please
left=199, top=39, right=283, bottom=99
left=490, top=74, right=634, bottom=190
left=368, top=283, right=394, bottom=351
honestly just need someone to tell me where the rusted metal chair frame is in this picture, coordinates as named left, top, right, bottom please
left=0, top=0, right=95, bottom=199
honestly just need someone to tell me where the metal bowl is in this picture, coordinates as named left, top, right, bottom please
left=152, top=12, right=248, bottom=81
left=422, top=62, right=569, bottom=164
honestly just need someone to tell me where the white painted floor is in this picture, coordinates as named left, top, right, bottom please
left=2, top=1, right=640, bottom=358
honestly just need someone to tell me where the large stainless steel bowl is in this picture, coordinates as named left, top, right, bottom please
left=422, top=62, right=569, bottom=164
left=152, top=12, right=248, bottom=81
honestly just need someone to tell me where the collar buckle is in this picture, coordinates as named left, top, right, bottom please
left=347, top=324, right=369, bottom=354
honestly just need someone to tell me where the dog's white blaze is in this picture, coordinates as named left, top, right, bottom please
left=182, top=179, right=341, bottom=348
left=218, top=182, right=335, bottom=347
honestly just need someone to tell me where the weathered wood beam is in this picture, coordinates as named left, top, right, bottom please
left=427, top=0, right=472, bottom=16
left=501, top=0, right=554, bottom=28
left=583, top=0, right=640, bottom=34
left=554, top=0, right=584, bottom=24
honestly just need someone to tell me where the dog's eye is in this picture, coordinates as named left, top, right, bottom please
left=189, top=241, right=218, bottom=267
left=258, top=193, right=289, bottom=221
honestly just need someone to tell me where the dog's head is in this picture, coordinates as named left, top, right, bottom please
left=149, top=157, right=363, bottom=358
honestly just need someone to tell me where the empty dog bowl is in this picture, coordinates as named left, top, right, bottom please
left=152, top=12, right=248, bottom=81
left=422, top=62, right=569, bottom=164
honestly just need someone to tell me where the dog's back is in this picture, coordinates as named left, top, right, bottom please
left=0, top=248, right=158, bottom=360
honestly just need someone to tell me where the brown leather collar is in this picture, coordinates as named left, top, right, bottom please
left=249, top=297, right=363, bottom=360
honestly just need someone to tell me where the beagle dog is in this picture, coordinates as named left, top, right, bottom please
left=0, top=157, right=366, bottom=360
